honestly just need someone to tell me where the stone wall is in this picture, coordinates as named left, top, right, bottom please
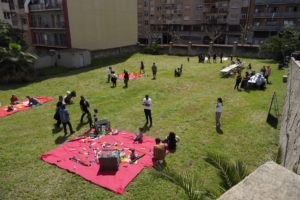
left=280, top=58, right=300, bottom=171
left=91, top=45, right=140, bottom=60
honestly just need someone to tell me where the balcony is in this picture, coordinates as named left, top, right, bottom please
left=253, top=12, right=300, bottom=18
left=217, top=19, right=227, bottom=23
left=32, top=39, right=68, bottom=48
left=29, top=3, right=63, bottom=11
left=218, top=7, right=228, bottom=12
left=174, top=9, right=182, bottom=14
left=204, top=8, right=218, bottom=13
left=204, top=19, right=217, bottom=24
left=204, top=0, right=217, bottom=3
left=255, top=0, right=300, bottom=4
left=12, top=20, right=18, bottom=26
left=162, top=19, right=181, bottom=24
left=240, top=19, right=247, bottom=24
left=162, top=0, right=172, bottom=4
left=30, top=22, right=65, bottom=29
left=255, top=25, right=300, bottom=31
left=162, top=10, right=172, bottom=14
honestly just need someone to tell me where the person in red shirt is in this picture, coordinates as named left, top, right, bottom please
left=10, top=94, right=20, bottom=105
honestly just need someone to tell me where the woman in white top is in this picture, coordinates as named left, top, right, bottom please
left=216, top=98, right=223, bottom=127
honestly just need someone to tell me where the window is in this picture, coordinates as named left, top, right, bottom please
left=181, top=25, right=184, bottom=30
left=184, top=16, right=190, bottom=20
left=268, top=7, right=278, bottom=13
left=253, top=20, right=260, bottom=26
left=156, top=16, right=161, bottom=20
left=284, top=20, right=294, bottom=25
left=1, top=0, right=9, bottom=2
left=230, top=14, right=238, bottom=20
left=21, top=18, right=27, bottom=25
left=196, top=5, right=202, bottom=10
left=144, top=1, right=148, bottom=7
left=156, top=7, right=161, bottom=11
left=195, top=15, right=201, bottom=20
left=18, top=0, right=24, bottom=8
left=4, top=12, right=10, bottom=19
left=150, top=15, right=155, bottom=20
left=144, top=11, right=148, bottom=16
left=286, top=6, right=297, bottom=12
left=144, top=20, right=148, bottom=25
left=266, top=19, right=276, bottom=26
left=138, top=22, right=142, bottom=26
left=138, top=13, right=142, bottom=17
left=241, top=13, right=247, bottom=19
left=232, top=3, right=239, bottom=8
left=242, top=0, right=249, bottom=7
left=185, top=5, right=190, bottom=10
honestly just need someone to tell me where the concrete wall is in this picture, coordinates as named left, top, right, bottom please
left=57, top=50, right=91, bottom=68
left=280, top=58, right=300, bottom=172
left=33, top=55, right=54, bottom=68
left=67, top=0, right=137, bottom=50
left=91, top=45, right=139, bottom=59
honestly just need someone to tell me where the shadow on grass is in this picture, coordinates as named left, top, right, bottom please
left=55, top=134, right=71, bottom=144
left=0, top=54, right=134, bottom=91
left=216, top=126, right=224, bottom=134
left=52, top=126, right=63, bottom=134
left=76, top=122, right=86, bottom=131
left=267, top=114, right=278, bottom=129
left=143, top=123, right=151, bottom=133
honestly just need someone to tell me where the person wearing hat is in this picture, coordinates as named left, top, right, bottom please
left=142, top=95, right=152, bottom=126
left=80, top=95, right=90, bottom=123
left=26, top=96, right=42, bottom=107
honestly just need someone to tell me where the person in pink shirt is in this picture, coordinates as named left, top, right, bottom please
left=265, top=66, right=272, bottom=84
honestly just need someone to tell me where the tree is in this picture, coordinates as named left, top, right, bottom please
left=168, top=26, right=181, bottom=44
left=152, top=152, right=250, bottom=200
left=240, top=25, right=256, bottom=45
left=258, top=32, right=300, bottom=61
left=145, top=26, right=162, bottom=44
left=205, top=25, right=224, bottom=44
left=0, top=41, right=38, bottom=84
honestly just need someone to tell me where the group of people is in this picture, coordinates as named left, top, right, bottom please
left=198, top=52, right=223, bottom=63
left=174, top=64, right=183, bottom=77
left=234, top=65, right=272, bottom=91
left=9, top=95, right=42, bottom=107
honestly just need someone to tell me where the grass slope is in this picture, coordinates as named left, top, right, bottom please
left=0, top=53, right=287, bottom=199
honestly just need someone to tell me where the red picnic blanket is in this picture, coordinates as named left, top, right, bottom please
left=0, top=96, right=54, bottom=118
left=117, top=73, right=144, bottom=80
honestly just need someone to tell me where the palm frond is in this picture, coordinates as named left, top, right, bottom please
left=152, top=163, right=208, bottom=200
left=234, top=160, right=250, bottom=180
left=292, top=166, right=298, bottom=174
left=271, top=144, right=283, bottom=164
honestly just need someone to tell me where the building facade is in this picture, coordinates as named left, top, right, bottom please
left=249, top=0, right=300, bottom=44
left=1, top=0, right=32, bottom=51
left=25, top=0, right=137, bottom=56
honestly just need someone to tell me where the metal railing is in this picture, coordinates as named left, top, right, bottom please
left=30, top=21, right=65, bottom=29
left=255, top=25, right=300, bottom=31
left=32, top=39, right=67, bottom=47
left=29, top=3, right=63, bottom=11
left=218, top=7, right=228, bottom=12
left=253, top=12, right=300, bottom=18
left=255, top=0, right=300, bottom=4
left=217, top=19, right=227, bottom=23
left=12, top=20, right=18, bottom=26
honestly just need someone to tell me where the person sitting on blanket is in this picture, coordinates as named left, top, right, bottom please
left=133, top=127, right=143, bottom=141
left=26, top=96, right=42, bottom=107
left=130, top=149, right=136, bottom=160
left=10, top=94, right=20, bottom=105
left=162, top=132, right=178, bottom=151
left=153, top=138, right=167, bottom=160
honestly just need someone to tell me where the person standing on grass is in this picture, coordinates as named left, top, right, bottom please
left=111, top=71, right=117, bottom=87
left=220, top=52, right=223, bottom=63
left=213, top=53, right=217, bottom=63
left=142, top=94, right=152, bottom=126
left=140, top=61, right=145, bottom=74
left=124, top=70, right=129, bottom=88
left=207, top=52, right=211, bottom=63
left=59, top=104, right=75, bottom=135
left=54, top=95, right=64, bottom=128
left=106, top=67, right=112, bottom=83
left=265, top=65, right=272, bottom=84
left=80, top=95, right=90, bottom=123
left=216, top=98, right=223, bottom=127
left=234, top=73, right=242, bottom=90
left=152, top=63, right=157, bottom=80
left=179, top=64, right=183, bottom=74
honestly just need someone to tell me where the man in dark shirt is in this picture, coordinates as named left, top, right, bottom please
left=220, top=52, right=223, bottom=63
left=80, top=95, right=90, bottom=123
left=124, top=70, right=129, bottom=88
left=152, top=63, right=157, bottom=80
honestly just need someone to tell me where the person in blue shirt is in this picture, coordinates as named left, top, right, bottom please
left=133, top=127, right=143, bottom=141
left=59, top=104, right=75, bottom=135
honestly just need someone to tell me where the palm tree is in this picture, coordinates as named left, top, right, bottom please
left=259, top=33, right=300, bottom=61
left=152, top=152, right=250, bottom=200
left=0, top=41, right=38, bottom=84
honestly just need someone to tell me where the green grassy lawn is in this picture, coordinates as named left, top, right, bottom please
left=0, top=53, right=287, bottom=200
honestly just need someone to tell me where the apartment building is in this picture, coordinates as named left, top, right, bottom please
left=25, top=0, right=137, bottom=56
left=137, top=0, right=253, bottom=45
left=1, top=0, right=32, bottom=50
left=249, top=0, right=300, bottom=44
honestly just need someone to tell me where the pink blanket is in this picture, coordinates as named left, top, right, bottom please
left=117, top=73, right=144, bottom=80
left=40, top=129, right=165, bottom=194
left=0, top=96, right=54, bottom=118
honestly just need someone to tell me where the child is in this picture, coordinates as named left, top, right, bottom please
left=130, top=149, right=136, bottom=160
left=133, top=127, right=143, bottom=141
left=87, top=113, right=93, bottom=128
left=93, top=109, right=98, bottom=122
left=111, top=71, right=117, bottom=87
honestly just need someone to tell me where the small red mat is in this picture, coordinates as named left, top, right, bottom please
left=117, top=73, right=144, bottom=80
left=0, top=96, right=54, bottom=118
left=40, top=129, right=166, bottom=194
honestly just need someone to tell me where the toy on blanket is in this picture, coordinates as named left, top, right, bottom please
left=7, top=105, right=14, bottom=112
left=69, top=156, right=91, bottom=166
left=129, top=153, right=146, bottom=164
